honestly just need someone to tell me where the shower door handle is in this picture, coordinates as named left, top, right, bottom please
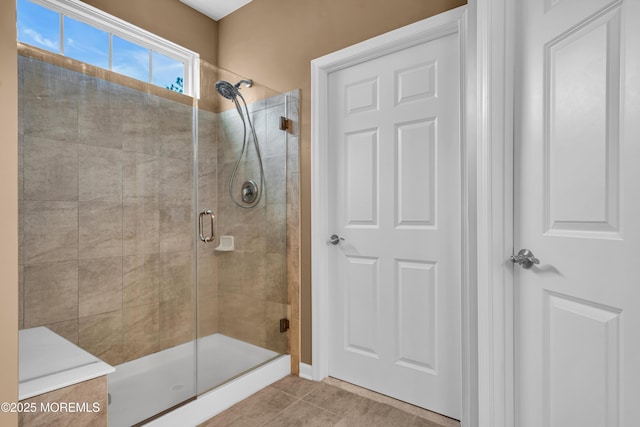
left=199, top=210, right=215, bottom=243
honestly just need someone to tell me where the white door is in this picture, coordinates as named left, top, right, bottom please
left=327, top=34, right=461, bottom=419
left=515, top=0, right=640, bottom=425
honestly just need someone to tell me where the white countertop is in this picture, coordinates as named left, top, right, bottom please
left=19, top=327, right=115, bottom=400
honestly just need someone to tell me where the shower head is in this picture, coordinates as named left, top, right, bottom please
left=215, top=80, right=238, bottom=100
left=215, top=79, right=254, bottom=100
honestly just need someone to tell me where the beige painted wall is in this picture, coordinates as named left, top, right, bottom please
left=218, top=0, right=467, bottom=364
left=83, top=0, right=218, bottom=64
left=0, top=0, right=19, bottom=424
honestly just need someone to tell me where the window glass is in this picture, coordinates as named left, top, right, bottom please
left=16, top=0, right=193, bottom=96
left=152, top=51, right=184, bottom=93
left=63, top=16, right=109, bottom=69
left=17, top=0, right=61, bottom=54
left=112, top=35, right=150, bottom=82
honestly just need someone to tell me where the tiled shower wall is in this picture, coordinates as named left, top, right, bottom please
left=214, top=91, right=299, bottom=355
left=18, top=55, right=204, bottom=366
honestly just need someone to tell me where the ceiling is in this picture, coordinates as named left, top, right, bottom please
left=179, top=0, right=254, bottom=21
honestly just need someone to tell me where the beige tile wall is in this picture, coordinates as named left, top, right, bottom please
left=18, top=55, right=202, bottom=366
left=215, top=91, right=298, bottom=355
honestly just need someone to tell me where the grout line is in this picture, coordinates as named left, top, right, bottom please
left=265, top=382, right=304, bottom=400
left=267, top=383, right=314, bottom=401
left=272, top=378, right=355, bottom=421
left=257, top=386, right=303, bottom=427
left=296, top=398, right=347, bottom=419
left=258, top=394, right=346, bottom=427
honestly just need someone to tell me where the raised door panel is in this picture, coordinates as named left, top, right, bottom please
left=544, top=292, right=620, bottom=427
left=345, top=255, right=379, bottom=358
left=545, top=9, right=621, bottom=237
left=346, top=77, right=379, bottom=115
left=395, top=61, right=437, bottom=106
left=395, top=119, right=436, bottom=228
left=345, top=129, right=379, bottom=228
left=395, top=259, right=437, bottom=374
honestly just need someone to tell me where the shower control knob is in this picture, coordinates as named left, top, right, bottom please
left=241, top=180, right=259, bottom=204
left=329, top=234, right=344, bottom=245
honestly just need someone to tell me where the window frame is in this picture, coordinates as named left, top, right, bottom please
left=22, top=0, right=200, bottom=97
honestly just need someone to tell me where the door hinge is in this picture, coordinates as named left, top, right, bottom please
left=279, top=116, right=291, bottom=131
left=279, top=318, right=290, bottom=333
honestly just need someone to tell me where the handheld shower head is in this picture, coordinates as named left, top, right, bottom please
left=215, top=80, right=238, bottom=100
left=215, top=77, right=265, bottom=209
left=215, top=79, right=254, bottom=100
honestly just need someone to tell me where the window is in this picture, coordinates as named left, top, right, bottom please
left=17, top=0, right=59, bottom=53
left=153, top=51, right=184, bottom=93
left=112, top=35, right=150, bottom=82
left=64, top=16, right=109, bottom=68
left=16, top=0, right=199, bottom=97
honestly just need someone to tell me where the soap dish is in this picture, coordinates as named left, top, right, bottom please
left=215, top=235, right=234, bottom=252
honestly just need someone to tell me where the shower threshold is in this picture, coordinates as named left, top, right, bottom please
left=108, top=333, right=281, bottom=427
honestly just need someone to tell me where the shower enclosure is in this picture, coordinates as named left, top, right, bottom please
left=18, top=45, right=298, bottom=426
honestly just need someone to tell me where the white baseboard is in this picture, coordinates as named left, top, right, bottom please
left=147, top=355, right=291, bottom=427
left=298, top=362, right=313, bottom=381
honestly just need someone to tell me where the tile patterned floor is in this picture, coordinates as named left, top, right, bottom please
left=198, top=376, right=461, bottom=427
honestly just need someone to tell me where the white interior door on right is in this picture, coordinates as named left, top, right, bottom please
left=514, top=0, right=640, bottom=425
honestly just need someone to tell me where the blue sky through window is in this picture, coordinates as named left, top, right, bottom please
left=17, top=0, right=60, bottom=53
left=64, top=16, right=109, bottom=69
left=153, top=51, right=184, bottom=92
left=112, top=35, right=150, bottom=82
left=17, top=0, right=186, bottom=93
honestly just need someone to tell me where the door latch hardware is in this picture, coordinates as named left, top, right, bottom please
left=329, top=234, right=344, bottom=245
left=510, top=249, right=540, bottom=269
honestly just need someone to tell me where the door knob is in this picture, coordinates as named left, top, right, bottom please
left=329, top=234, right=344, bottom=245
left=510, top=249, right=540, bottom=269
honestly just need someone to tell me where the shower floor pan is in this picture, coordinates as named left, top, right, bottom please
left=108, top=333, right=278, bottom=427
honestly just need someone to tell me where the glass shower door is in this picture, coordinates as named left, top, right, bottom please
left=105, top=87, right=199, bottom=425
left=17, top=51, right=200, bottom=427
